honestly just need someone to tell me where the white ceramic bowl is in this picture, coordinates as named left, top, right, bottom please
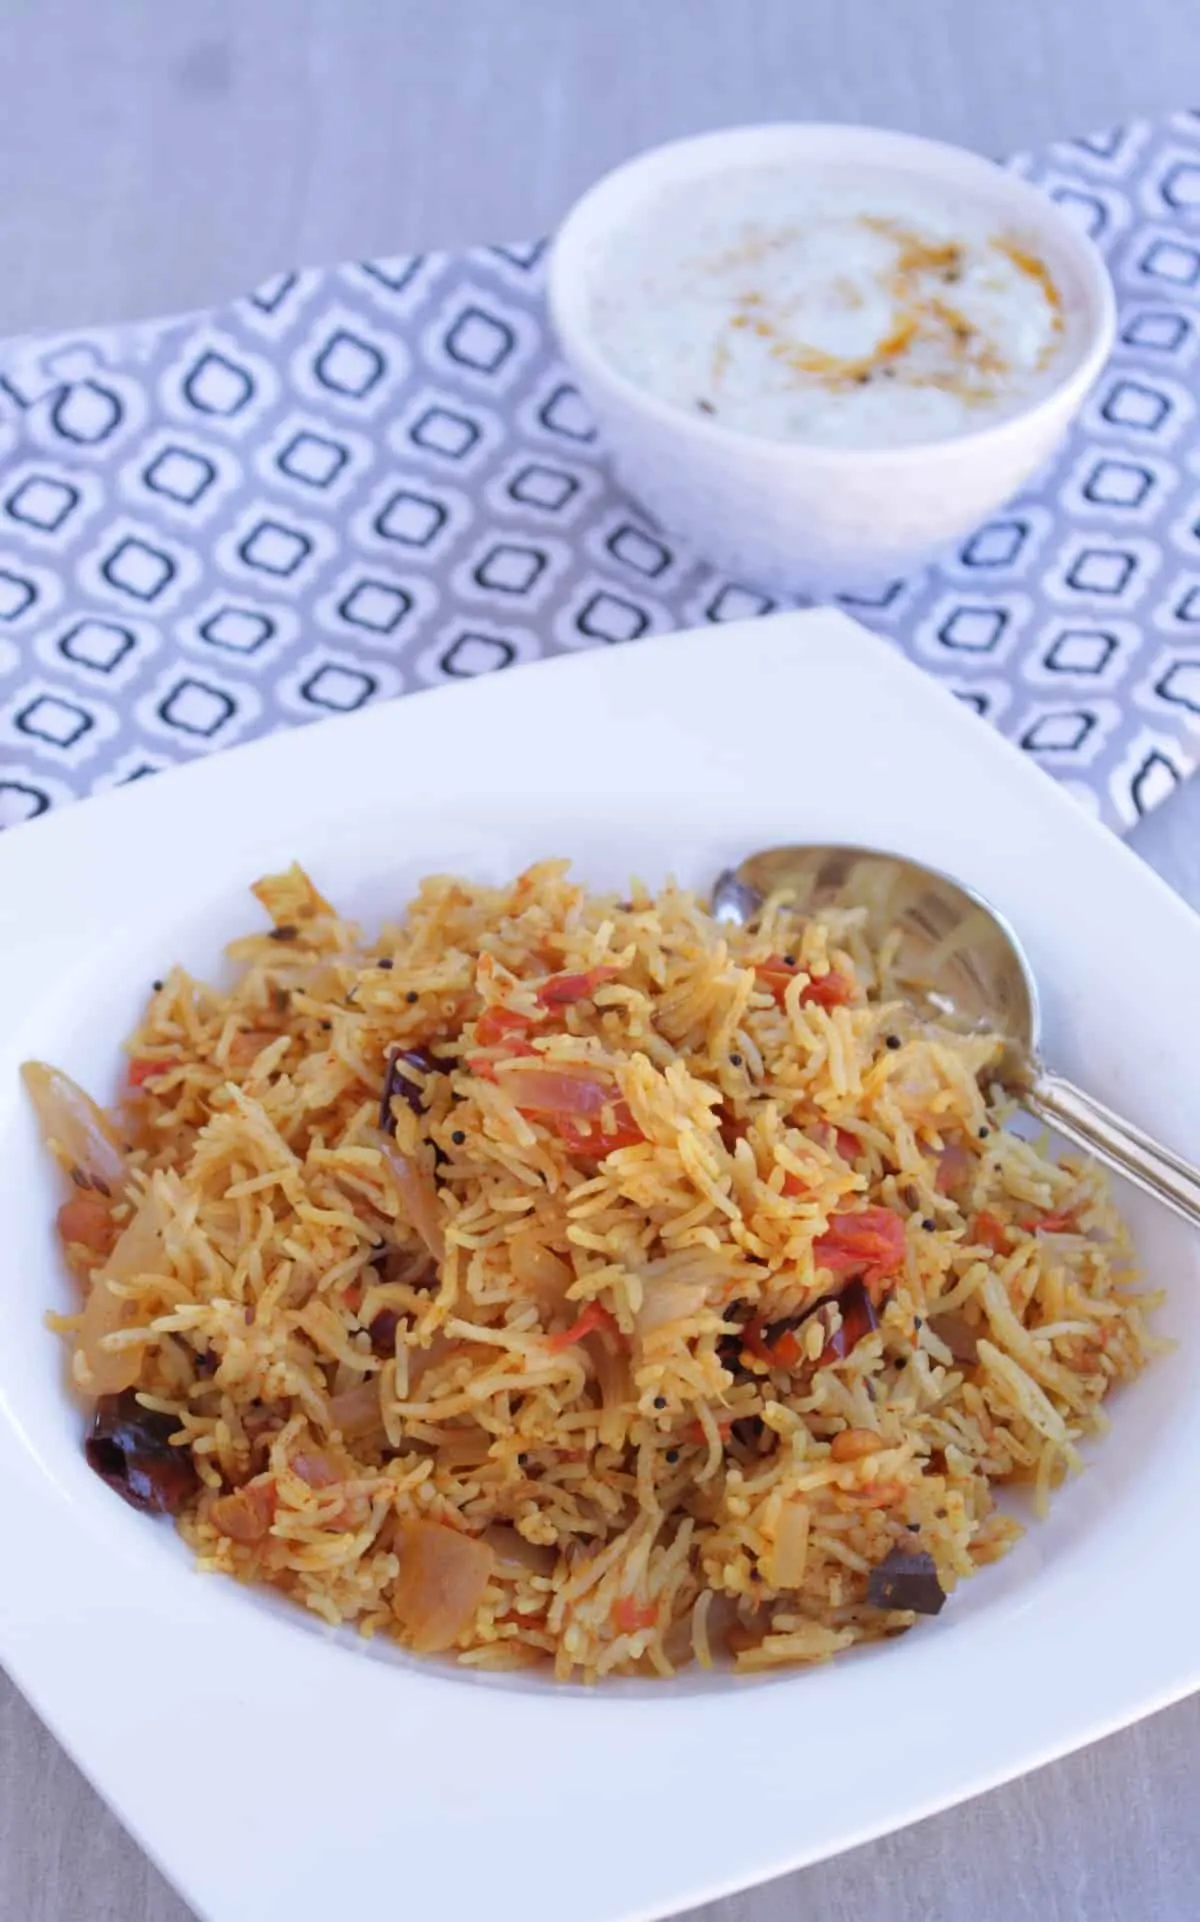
left=548, top=123, right=1117, bottom=595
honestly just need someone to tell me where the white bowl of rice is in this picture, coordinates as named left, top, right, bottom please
left=548, top=122, right=1116, bottom=594
left=2, top=613, right=1197, bottom=1922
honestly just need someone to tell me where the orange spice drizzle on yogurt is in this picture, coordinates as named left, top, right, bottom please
left=590, top=170, right=1069, bottom=448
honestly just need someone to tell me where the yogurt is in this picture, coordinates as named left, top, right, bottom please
left=589, top=165, right=1069, bottom=447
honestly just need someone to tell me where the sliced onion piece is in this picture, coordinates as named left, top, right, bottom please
left=327, top=1377, right=384, bottom=1439
left=481, top=1524, right=557, bottom=1578
left=392, top=1518, right=495, bottom=1652
left=494, top=1063, right=610, bottom=1117
left=585, top=1328, right=631, bottom=1419
left=22, top=1061, right=127, bottom=1195
left=291, top=1450, right=340, bottom=1489
left=77, top=1183, right=171, bottom=1395
left=210, top=1477, right=276, bottom=1544
left=634, top=1279, right=710, bottom=1338
left=509, top=1235, right=574, bottom=1313
left=379, top=1139, right=445, bottom=1263
left=926, top=1310, right=980, bottom=1365
left=935, top=1141, right=973, bottom=1196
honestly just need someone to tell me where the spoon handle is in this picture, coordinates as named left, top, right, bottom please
left=1027, top=1071, right=1200, bottom=1229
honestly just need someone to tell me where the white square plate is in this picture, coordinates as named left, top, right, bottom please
left=1, top=610, right=1197, bottom=1922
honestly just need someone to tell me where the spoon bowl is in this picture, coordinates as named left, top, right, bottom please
left=713, top=843, right=1200, bottom=1229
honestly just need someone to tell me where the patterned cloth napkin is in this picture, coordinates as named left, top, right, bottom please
left=2, top=113, right=1199, bottom=836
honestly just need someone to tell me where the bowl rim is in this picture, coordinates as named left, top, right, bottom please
left=547, top=120, right=1118, bottom=466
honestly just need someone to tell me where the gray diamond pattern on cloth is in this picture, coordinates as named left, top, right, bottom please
left=2, top=115, right=1200, bottom=835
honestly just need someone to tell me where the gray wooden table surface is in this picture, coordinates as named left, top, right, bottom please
left=2, top=3, right=1198, bottom=1918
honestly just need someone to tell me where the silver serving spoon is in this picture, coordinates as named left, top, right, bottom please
left=713, top=844, right=1200, bottom=1230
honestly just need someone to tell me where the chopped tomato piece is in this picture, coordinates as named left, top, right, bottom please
left=536, top=965, right=618, bottom=1008
left=740, top=1285, right=883, bottom=1375
left=971, top=1210, right=1011, bottom=1254
left=557, top=1099, right=644, bottom=1157
left=684, top=1415, right=735, bottom=1444
left=781, top=1171, right=807, bottom=1198
left=1034, top=1207, right=1079, bottom=1234
left=128, top=1056, right=176, bottom=1088
left=754, top=955, right=800, bottom=1003
left=801, top=969, right=854, bottom=1010
left=742, top=1315, right=803, bottom=1370
left=475, top=967, right=617, bottom=1043
left=835, top=1129, right=859, bottom=1163
left=754, top=957, right=853, bottom=1009
left=546, top=1300, right=620, bottom=1352
left=814, top=1207, right=907, bottom=1297
left=475, top=1005, right=538, bottom=1047
left=612, top=1596, right=657, bottom=1634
